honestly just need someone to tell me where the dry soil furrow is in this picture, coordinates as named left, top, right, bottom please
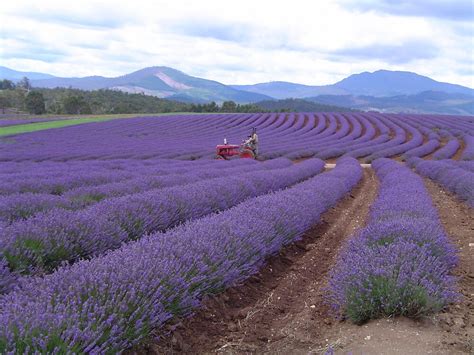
left=146, top=169, right=378, bottom=354
left=315, top=178, right=473, bottom=355
left=452, top=139, right=466, bottom=160
left=423, top=179, right=474, bottom=353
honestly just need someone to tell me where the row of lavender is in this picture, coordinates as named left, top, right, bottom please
left=0, top=159, right=323, bottom=292
left=0, top=158, right=362, bottom=353
left=1, top=113, right=472, bottom=162
left=407, top=158, right=474, bottom=208
left=0, top=158, right=292, bottom=224
left=0, top=157, right=259, bottom=195
left=328, top=159, right=458, bottom=323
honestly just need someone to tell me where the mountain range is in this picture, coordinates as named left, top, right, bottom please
left=232, top=70, right=473, bottom=98
left=0, top=66, right=271, bottom=104
left=1, top=66, right=473, bottom=114
left=305, top=91, right=474, bottom=115
left=0, top=66, right=56, bottom=81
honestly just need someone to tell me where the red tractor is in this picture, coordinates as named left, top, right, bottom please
left=216, top=129, right=259, bottom=160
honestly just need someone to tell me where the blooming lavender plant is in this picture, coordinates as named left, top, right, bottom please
left=0, top=158, right=292, bottom=223
left=328, top=159, right=458, bottom=324
left=0, top=158, right=362, bottom=353
left=402, top=139, right=440, bottom=160
left=365, top=120, right=424, bottom=162
left=1, top=159, right=324, bottom=278
left=0, top=193, right=69, bottom=224
left=408, top=158, right=474, bottom=207
left=0, top=258, right=16, bottom=294
left=432, top=139, right=460, bottom=160
left=460, top=134, right=474, bottom=160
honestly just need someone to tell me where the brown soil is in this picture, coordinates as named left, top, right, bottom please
left=142, top=169, right=378, bottom=354
left=422, top=133, right=428, bottom=144
left=325, top=163, right=371, bottom=169
left=452, top=139, right=466, bottom=160
left=423, top=179, right=474, bottom=352
left=391, top=155, right=405, bottom=162
left=292, top=157, right=310, bottom=164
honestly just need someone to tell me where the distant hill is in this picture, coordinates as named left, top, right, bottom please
left=231, top=82, right=346, bottom=99
left=306, top=91, right=474, bottom=115
left=1, top=66, right=271, bottom=104
left=254, top=98, right=356, bottom=112
left=332, top=70, right=474, bottom=97
left=233, top=70, right=473, bottom=99
left=0, top=66, right=57, bottom=81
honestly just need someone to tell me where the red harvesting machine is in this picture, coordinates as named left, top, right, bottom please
left=215, top=141, right=256, bottom=160
left=216, top=129, right=259, bottom=160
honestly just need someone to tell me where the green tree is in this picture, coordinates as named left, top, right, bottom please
left=205, top=101, right=219, bottom=112
left=221, top=100, right=237, bottom=112
left=0, top=79, right=15, bottom=90
left=17, top=77, right=32, bottom=91
left=9, top=88, right=26, bottom=111
left=0, top=94, right=12, bottom=114
left=25, top=91, right=46, bottom=114
left=62, top=95, right=91, bottom=114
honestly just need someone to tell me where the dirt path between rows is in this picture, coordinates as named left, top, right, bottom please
left=452, top=140, right=466, bottom=160
left=144, top=169, right=378, bottom=354
left=314, top=179, right=474, bottom=355
left=423, top=179, right=474, bottom=352
left=325, top=163, right=371, bottom=169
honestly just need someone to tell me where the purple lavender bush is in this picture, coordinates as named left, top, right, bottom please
left=0, top=158, right=292, bottom=223
left=402, top=139, right=439, bottom=160
left=408, top=158, right=474, bottom=207
left=0, top=158, right=362, bottom=353
left=432, top=139, right=460, bottom=160
left=0, top=160, right=323, bottom=277
left=451, top=160, right=474, bottom=173
left=461, top=135, right=474, bottom=160
left=0, top=259, right=16, bottom=294
left=328, top=159, right=458, bottom=324
left=0, top=193, right=69, bottom=224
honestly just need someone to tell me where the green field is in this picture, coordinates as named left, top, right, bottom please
left=0, top=113, right=204, bottom=136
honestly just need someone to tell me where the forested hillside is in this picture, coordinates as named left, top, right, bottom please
left=0, top=80, right=264, bottom=114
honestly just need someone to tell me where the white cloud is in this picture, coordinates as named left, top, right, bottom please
left=1, top=0, right=473, bottom=87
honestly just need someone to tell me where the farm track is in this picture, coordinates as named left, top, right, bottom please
left=145, top=169, right=378, bottom=354
left=452, top=140, right=466, bottom=160
left=298, top=178, right=474, bottom=355
left=423, top=179, right=474, bottom=353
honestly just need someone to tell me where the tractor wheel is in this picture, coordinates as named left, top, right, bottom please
left=240, top=150, right=255, bottom=159
left=215, top=155, right=226, bottom=160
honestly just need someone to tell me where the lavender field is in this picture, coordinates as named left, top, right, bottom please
left=0, top=112, right=473, bottom=353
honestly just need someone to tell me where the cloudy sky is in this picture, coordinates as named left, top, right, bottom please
left=1, top=0, right=473, bottom=86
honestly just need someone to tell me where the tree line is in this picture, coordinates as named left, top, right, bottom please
left=0, top=78, right=266, bottom=115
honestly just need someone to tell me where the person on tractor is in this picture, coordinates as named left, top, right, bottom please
left=244, top=127, right=259, bottom=157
